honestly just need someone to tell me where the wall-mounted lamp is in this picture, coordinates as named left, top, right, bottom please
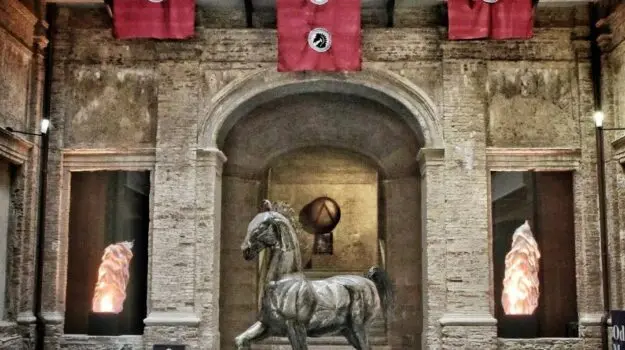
left=4, top=118, right=51, bottom=136
left=3, top=118, right=50, bottom=350
left=593, top=111, right=625, bottom=350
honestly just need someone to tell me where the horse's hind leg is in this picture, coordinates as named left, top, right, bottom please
left=345, top=292, right=371, bottom=350
left=235, top=321, right=269, bottom=350
left=341, top=329, right=362, bottom=350
left=285, top=320, right=308, bottom=350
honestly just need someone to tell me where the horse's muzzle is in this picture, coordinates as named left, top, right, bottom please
left=243, top=248, right=256, bottom=261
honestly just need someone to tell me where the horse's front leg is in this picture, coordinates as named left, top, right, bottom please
left=285, top=319, right=308, bottom=350
left=235, top=321, right=269, bottom=350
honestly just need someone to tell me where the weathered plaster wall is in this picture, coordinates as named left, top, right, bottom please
left=63, top=67, right=157, bottom=148
left=487, top=62, right=580, bottom=147
left=44, top=4, right=607, bottom=350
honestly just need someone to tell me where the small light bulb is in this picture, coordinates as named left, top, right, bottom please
left=40, top=119, right=50, bottom=134
left=593, top=111, right=604, bottom=128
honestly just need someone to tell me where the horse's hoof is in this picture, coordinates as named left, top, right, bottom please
left=235, top=337, right=249, bottom=350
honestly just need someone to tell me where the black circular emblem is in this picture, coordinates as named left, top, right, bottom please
left=308, top=28, right=332, bottom=53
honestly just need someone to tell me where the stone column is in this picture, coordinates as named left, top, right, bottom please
left=440, top=55, right=496, bottom=347
left=574, top=40, right=604, bottom=339
left=417, top=148, right=445, bottom=349
left=144, top=61, right=202, bottom=348
left=194, top=148, right=227, bottom=349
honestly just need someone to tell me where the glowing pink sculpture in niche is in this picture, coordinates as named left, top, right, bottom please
left=92, top=241, right=134, bottom=313
left=502, top=221, right=541, bottom=315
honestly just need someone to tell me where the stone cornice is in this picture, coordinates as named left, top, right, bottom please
left=441, top=28, right=581, bottom=61
left=439, top=312, right=497, bottom=326
left=196, top=147, right=227, bottom=165
left=0, top=0, right=37, bottom=50
left=143, top=311, right=200, bottom=326
left=613, top=135, right=625, bottom=165
left=486, top=147, right=582, bottom=171
left=61, top=148, right=156, bottom=171
left=417, top=148, right=445, bottom=176
left=0, top=128, right=34, bottom=165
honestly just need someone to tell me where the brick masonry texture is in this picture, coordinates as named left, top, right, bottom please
left=0, top=2, right=624, bottom=350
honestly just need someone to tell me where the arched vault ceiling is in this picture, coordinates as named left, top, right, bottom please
left=222, top=92, right=421, bottom=179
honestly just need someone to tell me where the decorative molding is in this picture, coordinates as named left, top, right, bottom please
left=0, top=128, right=34, bottom=165
left=417, top=147, right=445, bottom=176
left=143, top=311, right=200, bottom=326
left=486, top=147, right=582, bottom=171
left=0, top=0, right=37, bottom=49
left=612, top=135, right=625, bottom=165
left=61, top=335, right=143, bottom=346
left=578, top=312, right=604, bottom=326
left=40, top=311, right=64, bottom=324
left=196, top=147, right=228, bottom=166
left=16, top=312, right=36, bottom=325
left=199, top=68, right=443, bottom=150
left=439, top=312, right=498, bottom=326
left=61, top=149, right=156, bottom=171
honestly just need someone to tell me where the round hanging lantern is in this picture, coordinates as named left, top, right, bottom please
left=300, top=197, right=341, bottom=234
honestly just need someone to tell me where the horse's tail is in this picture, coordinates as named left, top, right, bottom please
left=365, top=266, right=394, bottom=320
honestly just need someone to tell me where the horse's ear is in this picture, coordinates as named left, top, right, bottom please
left=260, top=200, right=273, bottom=212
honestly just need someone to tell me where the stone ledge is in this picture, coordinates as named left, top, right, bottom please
left=143, top=311, right=200, bottom=326
left=0, top=0, right=37, bottom=48
left=417, top=147, right=445, bottom=176
left=61, top=334, right=143, bottom=350
left=612, top=135, right=625, bottom=165
left=62, top=148, right=156, bottom=171
left=486, top=147, right=582, bottom=171
left=196, top=147, right=228, bottom=166
left=439, top=313, right=497, bottom=326
left=0, top=128, right=34, bottom=165
left=253, top=336, right=388, bottom=349
left=579, top=312, right=603, bottom=326
left=497, top=337, right=583, bottom=349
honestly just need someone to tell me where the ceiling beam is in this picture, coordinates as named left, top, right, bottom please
left=386, top=0, right=395, bottom=28
left=244, top=0, right=253, bottom=28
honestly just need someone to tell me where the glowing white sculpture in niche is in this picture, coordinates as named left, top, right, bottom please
left=92, top=241, right=134, bottom=313
left=502, top=221, right=541, bottom=315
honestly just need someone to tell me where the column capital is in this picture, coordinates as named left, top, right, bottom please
left=196, top=148, right=227, bottom=168
left=417, top=148, right=445, bottom=176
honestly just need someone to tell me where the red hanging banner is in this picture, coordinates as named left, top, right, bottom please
left=447, top=0, right=490, bottom=40
left=277, top=0, right=362, bottom=72
left=491, top=0, right=535, bottom=40
left=112, top=0, right=195, bottom=40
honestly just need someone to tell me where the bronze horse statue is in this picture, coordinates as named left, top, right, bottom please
left=235, top=200, right=393, bottom=350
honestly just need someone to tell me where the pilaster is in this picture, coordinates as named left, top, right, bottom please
left=193, top=148, right=226, bottom=350
left=417, top=147, right=446, bottom=349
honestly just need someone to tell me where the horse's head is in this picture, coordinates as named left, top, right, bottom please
left=241, top=200, right=293, bottom=261
left=241, top=211, right=281, bottom=260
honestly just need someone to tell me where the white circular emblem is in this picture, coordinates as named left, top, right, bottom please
left=148, top=0, right=164, bottom=3
left=482, top=0, right=498, bottom=3
left=310, top=0, right=329, bottom=5
left=308, top=28, right=332, bottom=53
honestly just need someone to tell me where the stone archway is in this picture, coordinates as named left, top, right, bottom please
left=194, top=69, right=445, bottom=350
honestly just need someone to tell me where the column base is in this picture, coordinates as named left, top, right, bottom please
left=440, top=312, right=497, bottom=349
left=144, top=311, right=202, bottom=350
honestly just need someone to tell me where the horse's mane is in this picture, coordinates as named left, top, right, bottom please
left=268, top=201, right=312, bottom=257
